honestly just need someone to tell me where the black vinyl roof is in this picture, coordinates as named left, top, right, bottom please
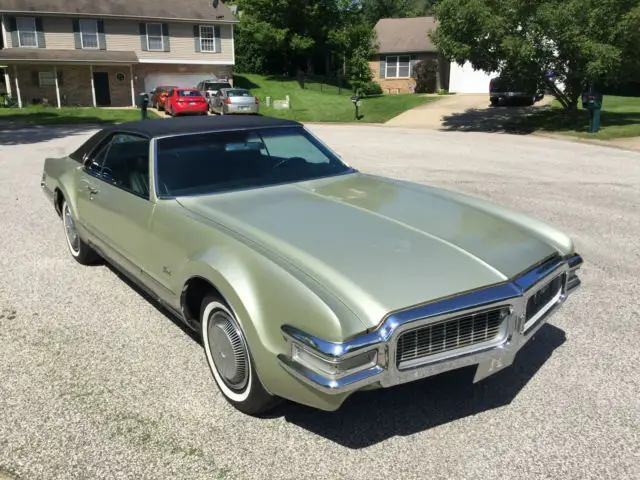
left=115, top=115, right=301, bottom=138
left=70, top=115, right=302, bottom=161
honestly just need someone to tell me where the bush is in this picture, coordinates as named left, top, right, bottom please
left=360, top=81, right=383, bottom=96
left=414, top=59, right=439, bottom=93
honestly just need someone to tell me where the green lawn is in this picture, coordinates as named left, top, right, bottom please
left=510, top=95, right=640, bottom=140
left=234, top=74, right=437, bottom=123
left=0, top=106, right=160, bottom=125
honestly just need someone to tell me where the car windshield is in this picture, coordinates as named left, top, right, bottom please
left=177, top=90, right=202, bottom=97
left=204, top=82, right=231, bottom=91
left=155, top=127, right=354, bottom=197
left=226, top=89, right=253, bottom=97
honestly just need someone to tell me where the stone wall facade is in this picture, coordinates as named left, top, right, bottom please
left=6, top=63, right=233, bottom=107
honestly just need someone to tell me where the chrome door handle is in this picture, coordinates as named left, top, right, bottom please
left=87, top=185, right=99, bottom=195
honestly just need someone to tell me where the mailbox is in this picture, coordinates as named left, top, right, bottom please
left=136, top=92, right=150, bottom=120
left=136, top=92, right=149, bottom=108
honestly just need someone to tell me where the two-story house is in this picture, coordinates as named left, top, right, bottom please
left=0, top=0, right=238, bottom=108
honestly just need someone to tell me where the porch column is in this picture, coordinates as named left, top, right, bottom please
left=89, top=65, right=96, bottom=107
left=13, top=65, right=22, bottom=108
left=3, top=68, right=12, bottom=98
left=129, top=64, right=135, bottom=107
left=53, top=66, right=61, bottom=108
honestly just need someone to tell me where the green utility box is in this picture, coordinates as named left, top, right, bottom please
left=581, top=91, right=603, bottom=133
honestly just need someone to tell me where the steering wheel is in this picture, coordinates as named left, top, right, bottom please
left=272, top=157, right=307, bottom=169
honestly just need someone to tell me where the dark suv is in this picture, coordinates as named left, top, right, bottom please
left=489, top=76, right=544, bottom=106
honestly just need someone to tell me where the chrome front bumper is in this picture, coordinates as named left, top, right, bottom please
left=278, top=253, right=583, bottom=395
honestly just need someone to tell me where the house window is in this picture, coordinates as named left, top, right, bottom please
left=17, top=17, right=37, bottom=47
left=146, top=23, right=164, bottom=51
left=199, top=25, right=216, bottom=52
left=38, top=71, right=56, bottom=87
left=385, top=55, right=411, bottom=78
left=80, top=19, right=98, bottom=49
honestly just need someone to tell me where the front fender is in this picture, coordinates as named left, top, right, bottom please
left=180, top=245, right=363, bottom=411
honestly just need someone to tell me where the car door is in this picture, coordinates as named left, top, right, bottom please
left=76, top=132, right=155, bottom=277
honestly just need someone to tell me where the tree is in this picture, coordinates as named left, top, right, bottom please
left=432, top=0, right=640, bottom=109
left=349, top=46, right=375, bottom=95
left=361, top=0, right=420, bottom=27
left=233, top=0, right=341, bottom=75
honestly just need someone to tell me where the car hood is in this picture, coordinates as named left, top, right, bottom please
left=176, top=173, right=568, bottom=327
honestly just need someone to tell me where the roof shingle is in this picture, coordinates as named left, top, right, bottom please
left=374, top=17, right=438, bottom=54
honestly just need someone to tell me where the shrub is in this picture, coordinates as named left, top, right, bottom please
left=360, top=81, right=383, bottom=96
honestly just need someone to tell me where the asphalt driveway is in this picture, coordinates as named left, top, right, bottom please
left=0, top=125, right=638, bottom=480
left=385, top=93, right=553, bottom=130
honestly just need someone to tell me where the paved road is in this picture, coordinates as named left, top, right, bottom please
left=385, top=93, right=553, bottom=130
left=0, top=125, right=639, bottom=480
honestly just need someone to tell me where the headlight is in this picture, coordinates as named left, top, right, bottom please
left=291, top=342, right=378, bottom=379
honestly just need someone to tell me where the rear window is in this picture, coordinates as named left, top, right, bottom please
left=226, top=89, right=253, bottom=97
left=177, top=90, right=203, bottom=97
left=204, top=82, right=231, bottom=91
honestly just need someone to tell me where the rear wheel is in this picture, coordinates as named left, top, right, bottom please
left=61, top=200, right=100, bottom=265
left=200, top=295, right=280, bottom=415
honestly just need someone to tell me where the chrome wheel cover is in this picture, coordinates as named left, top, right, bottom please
left=63, top=204, right=80, bottom=254
left=207, top=310, right=249, bottom=391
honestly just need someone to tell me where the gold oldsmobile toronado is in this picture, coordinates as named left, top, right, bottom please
left=41, top=115, right=583, bottom=415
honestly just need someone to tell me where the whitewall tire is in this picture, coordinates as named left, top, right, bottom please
left=200, top=295, right=280, bottom=415
left=61, top=200, right=100, bottom=265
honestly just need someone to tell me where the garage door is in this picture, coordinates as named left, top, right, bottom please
left=144, top=74, right=210, bottom=93
left=448, top=61, right=495, bottom=94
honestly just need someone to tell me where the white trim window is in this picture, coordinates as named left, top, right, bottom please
left=385, top=55, right=411, bottom=78
left=146, top=23, right=164, bottom=51
left=17, top=16, right=37, bottom=47
left=79, top=19, right=98, bottom=49
left=38, top=71, right=56, bottom=87
left=199, top=25, right=216, bottom=52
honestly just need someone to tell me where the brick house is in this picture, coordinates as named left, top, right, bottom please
left=0, top=0, right=238, bottom=108
left=371, top=17, right=450, bottom=95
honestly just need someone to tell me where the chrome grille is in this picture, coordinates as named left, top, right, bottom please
left=526, top=274, right=564, bottom=321
left=396, top=307, right=508, bottom=366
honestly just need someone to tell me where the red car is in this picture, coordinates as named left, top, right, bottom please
left=151, top=85, right=177, bottom=111
left=164, top=88, right=209, bottom=116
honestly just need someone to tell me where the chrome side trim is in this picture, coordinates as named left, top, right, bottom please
left=278, top=253, right=583, bottom=394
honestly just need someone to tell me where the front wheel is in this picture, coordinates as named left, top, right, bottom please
left=61, top=200, right=100, bottom=265
left=201, top=295, right=280, bottom=415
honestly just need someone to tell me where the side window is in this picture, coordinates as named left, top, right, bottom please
left=84, top=135, right=114, bottom=174
left=99, top=133, right=151, bottom=199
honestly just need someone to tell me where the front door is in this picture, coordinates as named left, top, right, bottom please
left=93, top=71, right=111, bottom=106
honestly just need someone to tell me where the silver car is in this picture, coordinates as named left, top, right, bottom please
left=196, top=79, right=232, bottom=111
left=211, top=88, right=260, bottom=115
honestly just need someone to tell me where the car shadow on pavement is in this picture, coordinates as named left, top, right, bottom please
left=0, top=123, right=99, bottom=146
left=440, top=105, right=548, bottom=133
left=274, top=323, right=566, bottom=449
left=103, top=263, right=202, bottom=344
